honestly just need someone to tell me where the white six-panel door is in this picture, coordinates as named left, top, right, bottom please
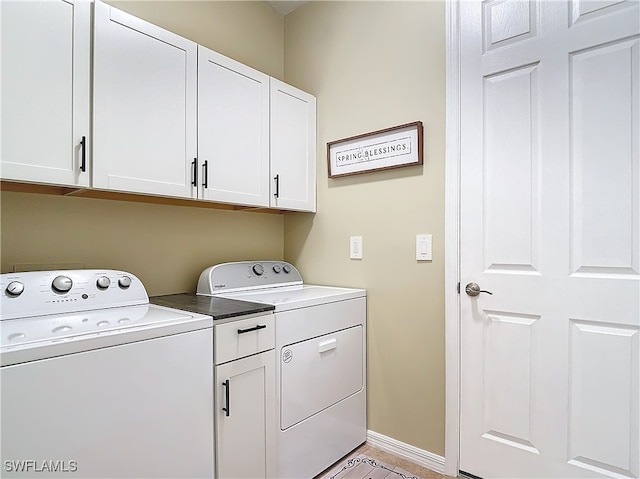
left=459, top=1, right=639, bottom=477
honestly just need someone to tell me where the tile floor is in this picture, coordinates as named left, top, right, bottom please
left=314, top=443, right=457, bottom=479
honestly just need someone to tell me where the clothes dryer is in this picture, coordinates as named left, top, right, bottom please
left=197, top=261, right=366, bottom=479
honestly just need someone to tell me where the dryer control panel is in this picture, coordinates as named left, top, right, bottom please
left=197, top=261, right=303, bottom=295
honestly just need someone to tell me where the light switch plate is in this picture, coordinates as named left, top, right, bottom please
left=350, top=236, right=363, bottom=259
left=416, top=234, right=432, bottom=261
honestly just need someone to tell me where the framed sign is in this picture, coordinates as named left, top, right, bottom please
left=327, top=121, right=423, bottom=178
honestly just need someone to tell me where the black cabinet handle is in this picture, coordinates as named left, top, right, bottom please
left=203, top=160, right=208, bottom=189
left=191, top=158, right=198, bottom=187
left=237, top=324, right=267, bottom=334
left=222, top=379, right=230, bottom=417
left=274, top=174, right=279, bottom=198
left=80, top=136, right=86, bottom=172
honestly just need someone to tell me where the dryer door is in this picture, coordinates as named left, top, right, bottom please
left=280, top=325, right=363, bottom=430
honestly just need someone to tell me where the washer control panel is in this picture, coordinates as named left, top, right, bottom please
left=0, top=270, right=148, bottom=320
left=197, top=261, right=303, bottom=294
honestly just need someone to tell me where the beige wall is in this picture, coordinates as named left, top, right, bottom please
left=0, top=0, right=286, bottom=296
left=283, top=2, right=446, bottom=455
left=0, top=193, right=284, bottom=295
left=1, top=0, right=448, bottom=457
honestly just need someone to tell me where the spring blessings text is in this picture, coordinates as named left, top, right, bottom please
left=335, top=137, right=411, bottom=167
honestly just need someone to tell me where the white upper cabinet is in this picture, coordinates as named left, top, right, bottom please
left=1, top=0, right=90, bottom=187
left=270, top=79, right=317, bottom=212
left=2, top=1, right=317, bottom=212
left=92, top=1, right=197, bottom=198
left=198, top=47, right=270, bottom=207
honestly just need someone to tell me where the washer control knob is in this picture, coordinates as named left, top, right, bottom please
left=282, top=264, right=292, bottom=274
left=5, top=281, right=24, bottom=297
left=252, top=264, right=265, bottom=276
left=273, top=264, right=282, bottom=273
left=96, top=276, right=111, bottom=290
left=118, top=276, right=132, bottom=289
left=52, top=275, right=73, bottom=293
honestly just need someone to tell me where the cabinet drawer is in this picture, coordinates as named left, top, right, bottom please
left=215, top=313, right=274, bottom=364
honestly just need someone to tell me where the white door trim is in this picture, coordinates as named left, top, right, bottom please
left=444, top=1, right=461, bottom=476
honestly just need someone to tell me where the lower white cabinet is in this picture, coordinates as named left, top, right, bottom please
left=215, top=351, right=275, bottom=479
left=214, top=314, right=275, bottom=479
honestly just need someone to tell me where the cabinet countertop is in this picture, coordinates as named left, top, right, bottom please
left=150, top=293, right=274, bottom=322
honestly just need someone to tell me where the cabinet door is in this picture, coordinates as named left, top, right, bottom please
left=92, top=1, right=197, bottom=198
left=1, top=0, right=90, bottom=187
left=198, top=47, right=270, bottom=207
left=215, top=351, right=275, bottom=479
left=270, top=78, right=317, bottom=212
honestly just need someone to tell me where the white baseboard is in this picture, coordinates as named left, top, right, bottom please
left=366, top=430, right=446, bottom=475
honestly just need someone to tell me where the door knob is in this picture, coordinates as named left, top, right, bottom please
left=465, top=282, right=493, bottom=297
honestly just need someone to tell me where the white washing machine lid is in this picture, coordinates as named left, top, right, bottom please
left=0, top=304, right=213, bottom=366
left=214, top=284, right=365, bottom=312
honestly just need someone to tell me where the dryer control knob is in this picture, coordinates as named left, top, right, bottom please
left=282, top=264, right=292, bottom=274
left=273, top=264, right=282, bottom=273
left=118, top=276, right=132, bottom=289
left=252, top=264, right=265, bottom=276
left=5, top=281, right=24, bottom=297
left=96, top=276, right=111, bottom=290
left=52, top=275, right=73, bottom=293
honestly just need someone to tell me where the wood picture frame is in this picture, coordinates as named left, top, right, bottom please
left=327, top=121, right=423, bottom=178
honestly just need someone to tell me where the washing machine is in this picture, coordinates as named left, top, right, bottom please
left=1, top=269, right=214, bottom=478
left=197, top=261, right=366, bottom=479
